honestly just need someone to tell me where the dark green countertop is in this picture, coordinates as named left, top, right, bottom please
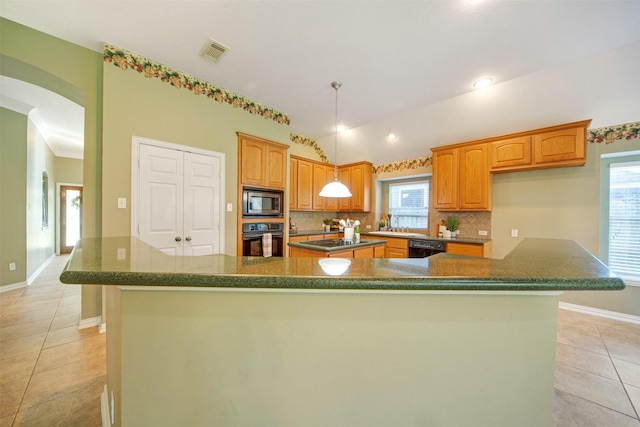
left=362, top=231, right=491, bottom=245
left=60, top=237, right=625, bottom=292
left=288, top=238, right=386, bottom=252
left=289, top=229, right=340, bottom=236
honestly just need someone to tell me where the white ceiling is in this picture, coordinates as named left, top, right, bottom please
left=0, top=76, right=84, bottom=158
left=2, top=0, right=639, bottom=163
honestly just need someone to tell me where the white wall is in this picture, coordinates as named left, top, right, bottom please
left=316, top=40, right=640, bottom=166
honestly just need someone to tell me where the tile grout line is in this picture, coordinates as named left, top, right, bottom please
left=12, top=261, right=68, bottom=421
left=597, top=322, right=640, bottom=421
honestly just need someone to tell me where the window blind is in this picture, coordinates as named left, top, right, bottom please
left=389, top=181, right=429, bottom=229
left=608, top=160, right=640, bottom=281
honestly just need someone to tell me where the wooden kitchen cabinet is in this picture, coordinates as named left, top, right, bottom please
left=295, top=158, right=313, bottom=210
left=489, top=120, right=590, bottom=173
left=238, top=133, right=288, bottom=189
left=432, top=143, right=490, bottom=211
left=289, top=157, right=298, bottom=210
left=459, top=144, right=491, bottom=210
left=337, top=161, right=372, bottom=212
left=533, top=125, right=586, bottom=166
left=384, top=237, right=409, bottom=258
left=290, top=243, right=386, bottom=258
left=490, top=136, right=532, bottom=170
left=324, top=166, right=338, bottom=211
left=290, top=156, right=337, bottom=212
left=312, top=162, right=330, bottom=210
left=446, top=241, right=492, bottom=258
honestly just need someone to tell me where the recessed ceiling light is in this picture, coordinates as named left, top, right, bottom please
left=387, top=133, right=397, bottom=141
left=336, top=125, right=348, bottom=133
left=473, top=77, right=493, bottom=89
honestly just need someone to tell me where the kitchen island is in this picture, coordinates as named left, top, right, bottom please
left=288, top=237, right=387, bottom=258
left=61, top=237, right=624, bottom=427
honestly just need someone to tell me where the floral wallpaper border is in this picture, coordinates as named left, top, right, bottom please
left=289, top=133, right=328, bottom=162
left=588, top=121, right=639, bottom=144
left=373, top=156, right=433, bottom=174
left=103, top=44, right=290, bottom=126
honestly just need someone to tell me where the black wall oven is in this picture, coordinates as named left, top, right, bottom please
left=242, top=187, right=284, bottom=217
left=242, top=222, right=284, bottom=257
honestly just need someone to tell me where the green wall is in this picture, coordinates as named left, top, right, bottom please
left=0, top=108, right=28, bottom=286
left=0, top=18, right=103, bottom=317
left=55, top=156, right=83, bottom=185
left=102, top=63, right=291, bottom=254
left=492, top=139, right=640, bottom=316
left=26, top=120, right=56, bottom=278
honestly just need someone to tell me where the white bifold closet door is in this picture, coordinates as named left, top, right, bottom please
left=137, top=143, right=221, bottom=256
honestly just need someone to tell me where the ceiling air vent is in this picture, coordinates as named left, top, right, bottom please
left=199, top=38, right=229, bottom=63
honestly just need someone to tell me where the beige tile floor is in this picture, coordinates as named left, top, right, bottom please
left=0, top=255, right=104, bottom=427
left=1, top=255, right=639, bottom=426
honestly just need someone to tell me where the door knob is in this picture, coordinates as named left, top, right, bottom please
left=185, top=236, right=192, bottom=242
left=175, top=236, right=182, bottom=242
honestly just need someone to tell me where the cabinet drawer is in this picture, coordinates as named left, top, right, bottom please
left=446, top=242, right=485, bottom=257
left=385, top=247, right=408, bottom=258
left=384, top=237, right=408, bottom=250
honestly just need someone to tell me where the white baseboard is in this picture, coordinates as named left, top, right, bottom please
left=27, top=253, right=56, bottom=285
left=78, top=316, right=102, bottom=330
left=0, top=281, right=27, bottom=293
left=559, top=302, right=640, bottom=325
left=100, top=384, right=111, bottom=427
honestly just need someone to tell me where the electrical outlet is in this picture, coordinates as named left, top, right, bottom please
left=511, top=229, right=519, bottom=238
left=117, top=198, right=126, bottom=209
left=117, top=248, right=126, bottom=260
left=478, top=230, right=488, bottom=236
left=9, top=262, right=16, bottom=271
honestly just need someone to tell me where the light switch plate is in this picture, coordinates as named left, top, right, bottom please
left=118, top=198, right=126, bottom=209
left=511, top=229, right=519, bottom=237
left=227, top=203, right=233, bottom=212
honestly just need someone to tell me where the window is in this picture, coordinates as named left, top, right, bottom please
left=388, top=180, right=429, bottom=229
left=607, top=160, right=640, bottom=283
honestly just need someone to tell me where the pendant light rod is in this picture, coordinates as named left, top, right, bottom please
left=332, top=80, right=342, bottom=179
left=319, top=80, right=352, bottom=198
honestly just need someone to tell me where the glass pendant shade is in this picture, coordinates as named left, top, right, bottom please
left=320, top=81, right=352, bottom=199
left=319, top=177, right=352, bottom=198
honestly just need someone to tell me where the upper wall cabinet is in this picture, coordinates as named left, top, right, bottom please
left=290, top=157, right=371, bottom=212
left=238, top=132, right=288, bottom=189
left=290, top=155, right=334, bottom=212
left=432, top=119, right=591, bottom=211
left=489, top=120, right=591, bottom=173
left=432, top=143, right=491, bottom=211
left=338, top=161, right=373, bottom=213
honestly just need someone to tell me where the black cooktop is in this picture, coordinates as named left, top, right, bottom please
left=304, top=239, right=359, bottom=248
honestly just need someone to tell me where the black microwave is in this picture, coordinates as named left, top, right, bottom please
left=242, top=187, right=284, bottom=217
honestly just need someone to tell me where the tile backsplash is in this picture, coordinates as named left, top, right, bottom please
left=289, top=211, right=376, bottom=232
left=429, top=211, right=492, bottom=239
left=289, top=210, right=491, bottom=238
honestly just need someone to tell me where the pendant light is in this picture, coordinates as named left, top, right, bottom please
left=319, top=81, right=352, bottom=198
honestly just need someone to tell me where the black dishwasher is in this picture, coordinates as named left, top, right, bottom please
left=408, top=239, right=446, bottom=258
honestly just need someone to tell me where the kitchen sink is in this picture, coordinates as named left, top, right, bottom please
left=367, top=231, right=428, bottom=238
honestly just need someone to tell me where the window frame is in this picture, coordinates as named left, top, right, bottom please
left=600, top=152, right=640, bottom=287
left=386, top=178, right=430, bottom=231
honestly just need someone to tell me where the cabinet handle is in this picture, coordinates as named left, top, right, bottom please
left=175, top=236, right=182, bottom=242
left=185, top=236, right=192, bottom=242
